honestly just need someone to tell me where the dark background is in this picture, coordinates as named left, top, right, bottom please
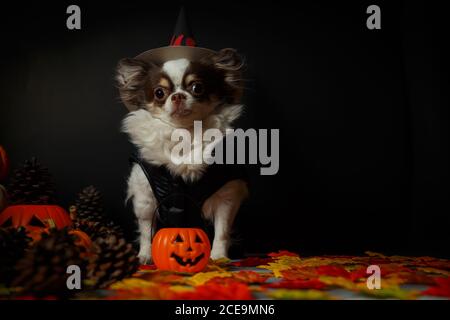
left=0, top=1, right=448, bottom=258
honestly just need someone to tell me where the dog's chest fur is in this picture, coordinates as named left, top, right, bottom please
left=122, top=105, right=243, bottom=182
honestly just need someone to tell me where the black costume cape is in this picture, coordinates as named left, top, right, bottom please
left=129, top=146, right=248, bottom=230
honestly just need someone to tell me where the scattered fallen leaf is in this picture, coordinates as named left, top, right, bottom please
left=421, top=277, right=450, bottom=298
left=185, top=271, right=232, bottom=286
left=231, top=257, right=273, bottom=267
left=232, top=271, right=269, bottom=284
left=268, top=250, right=299, bottom=258
left=172, top=281, right=253, bottom=300
left=268, top=289, right=331, bottom=300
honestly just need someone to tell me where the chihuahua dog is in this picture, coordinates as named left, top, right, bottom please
left=117, top=48, right=249, bottom=264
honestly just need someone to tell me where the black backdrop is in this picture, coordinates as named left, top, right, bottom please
left=0, top=1, right=448, bottom=258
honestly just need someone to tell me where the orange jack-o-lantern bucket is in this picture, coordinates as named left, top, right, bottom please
left=152, top=228, right=211, bottom=273
left=0, top=204, right=72, bottom=242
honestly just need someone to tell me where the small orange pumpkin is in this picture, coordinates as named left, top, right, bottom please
left=152, top=228, right=211, bottom=273
left=0, top=145, right=9, bottom=181
left=0, top=204, right=72, bottom=242
left=69, top=229, right=93, bottom=253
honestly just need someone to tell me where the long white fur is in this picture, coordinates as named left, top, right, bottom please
left=123, top=88, right=245, bottom=263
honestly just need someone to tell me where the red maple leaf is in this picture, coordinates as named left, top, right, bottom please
left=348, top=266, right=369, bottom=281
left=231, top=257, right=273, bottom=267
left=268, top=250, right=299, bottom=258
left=233, top=271, right=270, bottom=284
left=172, top=281, right=253, bottom=300
left=422, top=277, right=450, bottom=298
left=316, top=265, right=351, bottom=278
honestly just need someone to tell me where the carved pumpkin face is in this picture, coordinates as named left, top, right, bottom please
left=0, top=204, right=72, bottom=242
left=152, top=228, right=211, bottom=273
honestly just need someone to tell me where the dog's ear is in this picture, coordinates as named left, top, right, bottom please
left=211, top=48, right=245, bottom=103
left=116, top=58, right=151, bottom=108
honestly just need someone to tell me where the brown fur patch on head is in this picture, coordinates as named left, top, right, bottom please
left=158, top=77, right=172, bottom=89
left=145, top=73, right=174, bottom=108
left=116, top=58, right=152, bottom=107
left=117, top=50, right=245, bottom=128
left=199, top=48, right=245, bottom=104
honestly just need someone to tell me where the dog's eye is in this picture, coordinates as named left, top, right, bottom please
left=191, top=82, right=204, bottom=96
left=154, top=87, right=167, bottom=100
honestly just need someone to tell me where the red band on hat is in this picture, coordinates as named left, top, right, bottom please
left=171, top=35, right=184, bottom=46
left=170, top=35, right=196, bottom=47
left=185, top=37, right=196, bottom=47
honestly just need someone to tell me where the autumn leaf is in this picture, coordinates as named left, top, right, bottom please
left=258, top=255, right=303, bottom=277
left=172, top=281, right=253, bottom=300
left=139, top=271, right=186, bottom=284
left=258, top=262, right=293, bottom=278
left=208, top=257, right=231, bottom=267
left=421, top=277, right=450, bottom=298
left=398, top=273, right=436, bottom=286
left=348, top=266, right=369, bottom=281
left=280, top=266, right=321, bottom=280
left=417, top=267, right=450, bottom=277
left=268, top=250, right=299, bottom=258
left=356, top=284, right=419, bottom=300
left=267, top=289, right=331, bottom=300
left=185, top=271, right=232, bottom=286
left=169, top=285, right=194, bottom=293
left=319, top=276, right=357, bottom=291
left=231, top=257, right=273, bottom=267
left=110, top=278, right=156, bottom=290
left=316, top=265, right=351, bottom=278
left=107, top=285, right=175, bottom=300
left=232, top=271, right=269, bottom=284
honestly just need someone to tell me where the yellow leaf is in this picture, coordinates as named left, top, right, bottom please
left=417, top=267, right=450, bottom=277
left=185, top=271, right=232, bottom=286
left=258, top=256, right=303, bottom=277
left=110, top=278, right=155, bottom=290
left=258, top=262, right=292, bottom=277
left=355, top=283, right=419, bottom=300
left=169, top=285, right=194, bottom=292
left=319, top=276, right=357, bottom=290
left=274, top=256, right=302, bottom=265
left=268, top=289, right=331, bottom=300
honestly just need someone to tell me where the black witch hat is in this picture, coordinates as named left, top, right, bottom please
left=121, top=7, right=216, bottom=111
left=135, top=7, right=215, bottom=67
left=169, top=7, right=196, bottom=47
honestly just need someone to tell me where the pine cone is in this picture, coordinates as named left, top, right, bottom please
left=74, top=186, right=104, bottom=222
left=73, top=219, right=124, bottom=242
left=7, top=157, right=55, bottom=204
left=86, top=234, right=139, bottom=289
left=0, top=227, right=31, bottom=285
left=12, top=228, right=85, bottom=297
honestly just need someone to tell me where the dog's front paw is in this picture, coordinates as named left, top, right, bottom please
left=210, top=243, right=228, bottom=260
left=138, top=247, right=152, bottom=265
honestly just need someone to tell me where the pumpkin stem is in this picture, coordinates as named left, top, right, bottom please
left=69, top=205, right=77, bottom=221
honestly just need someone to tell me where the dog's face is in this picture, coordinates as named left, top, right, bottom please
left=117, top=49, right=244, bottom=128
